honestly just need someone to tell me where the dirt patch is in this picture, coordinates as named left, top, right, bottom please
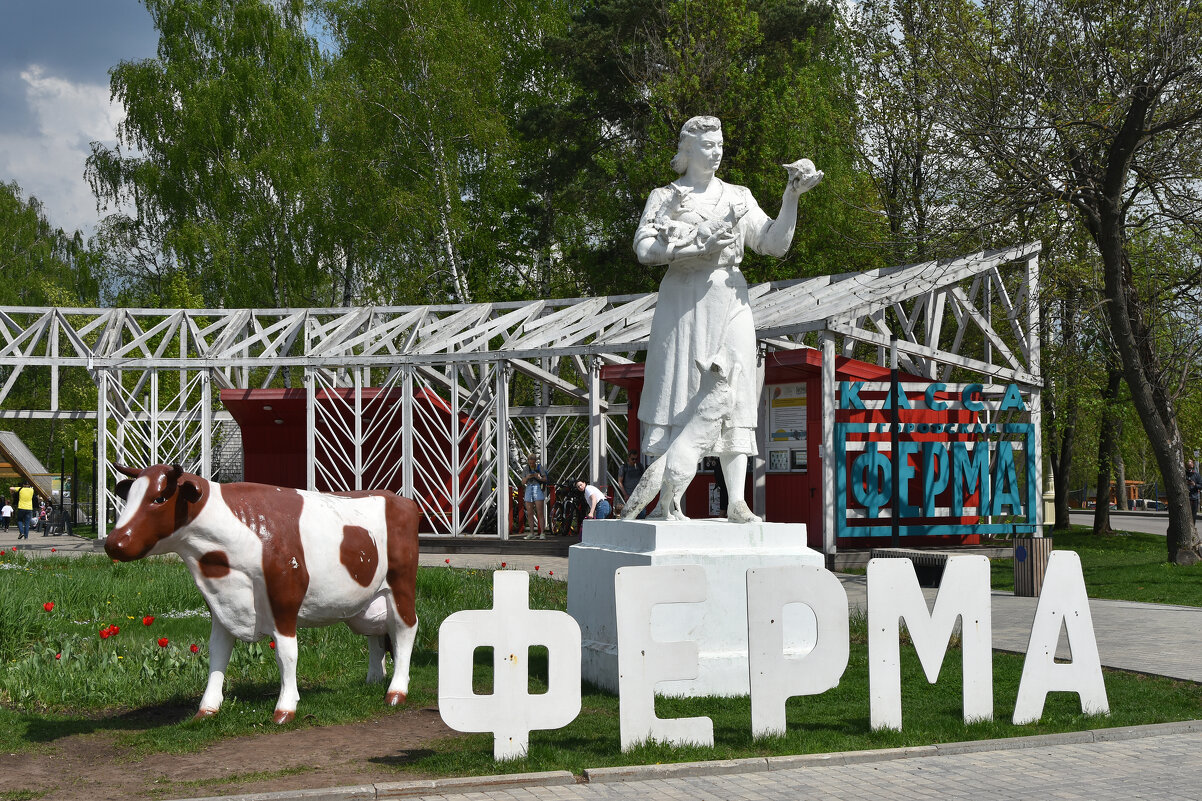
left=3, top=706, right=457, bottom=799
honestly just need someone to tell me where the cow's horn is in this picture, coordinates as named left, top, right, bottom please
left=167, top=464, right=184, bottom=482
left=113, top=464, right=142, bottom=479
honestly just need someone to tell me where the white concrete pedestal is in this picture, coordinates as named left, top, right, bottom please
left=567, top=519, right=822, bottom=697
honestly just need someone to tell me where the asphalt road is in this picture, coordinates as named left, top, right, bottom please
left=1068, top=510, right=1169, bottom=535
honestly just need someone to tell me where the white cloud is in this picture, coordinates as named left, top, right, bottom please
left=0, top=64, right=126, bottom=236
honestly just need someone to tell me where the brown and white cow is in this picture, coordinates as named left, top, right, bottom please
left=105, top=464, right=419, bottom=724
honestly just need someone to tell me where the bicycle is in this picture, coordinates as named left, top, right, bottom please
left=549, top=481, right=587, bottom=537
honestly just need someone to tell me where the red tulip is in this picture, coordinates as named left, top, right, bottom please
left=501, top=561, right=507, bottom=568
left=445, top=558, right=450, bottom=564
left=269, top=640, right=276, bottom=650
left=99, top=629, right=110, bottom=639
left=534, top=565, right=540, bottom=571
left=548, top=570, right=554, bottom=576
left=109, top=625, right=119, bottom=635
left=43, top=602, right=54, bottom=612
left=157, top=637, right=169, bottom=648
left=142, top=615, right=155, bottom=626
left=10, top=546, right=15, bottom=551
left=55, top=653, right=61, bottom=660
left=190, top=644, right=199, bottom=654
left=50, top=548, right=55, bottom=552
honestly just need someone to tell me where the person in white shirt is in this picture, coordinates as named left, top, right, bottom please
left=576, top=480, right=612, bottom=520
left=1, top=501, right=11, bottom=531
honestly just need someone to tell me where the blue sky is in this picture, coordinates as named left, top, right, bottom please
left=0, top=0, right=158, bottom=236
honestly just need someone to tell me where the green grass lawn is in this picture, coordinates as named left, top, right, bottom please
left=1, top=548, right=1200, bottom=778
left=991, top=527, right=1202, bottom=606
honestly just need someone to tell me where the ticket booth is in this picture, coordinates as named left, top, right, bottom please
left=601, top=348, right=1025, bottom=550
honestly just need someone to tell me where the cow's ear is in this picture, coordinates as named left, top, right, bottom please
left=115, top=479, right=133, bottom=501
left=168, top=464, right=184, bottom=483
left=179, top=479, right=202, bottom=504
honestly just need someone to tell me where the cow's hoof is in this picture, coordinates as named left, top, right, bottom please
left=193, top=708, right=218, bottom=721
left=386, top=690, right=407, bottom=706
left=273, top=709, right=295, bottom=724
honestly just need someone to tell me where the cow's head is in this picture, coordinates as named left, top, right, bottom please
left=105, top=464, right=208, bottom=561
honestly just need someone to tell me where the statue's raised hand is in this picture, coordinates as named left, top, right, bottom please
left=783, top=159, right=824, bottom=196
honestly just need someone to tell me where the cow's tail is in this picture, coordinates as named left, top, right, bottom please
left=620, top=457, right=666, bottom=520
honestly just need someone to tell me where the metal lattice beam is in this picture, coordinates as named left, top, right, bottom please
left=0, top=243, right=1041, bottom=539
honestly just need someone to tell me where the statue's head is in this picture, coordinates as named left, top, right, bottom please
left=671, top=116, right=722, bottom=175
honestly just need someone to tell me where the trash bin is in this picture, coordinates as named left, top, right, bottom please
left=1013, top=536, right=1052, bottom=596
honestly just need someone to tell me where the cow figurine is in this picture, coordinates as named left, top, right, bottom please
left=105, top=464, right=419, bottom=724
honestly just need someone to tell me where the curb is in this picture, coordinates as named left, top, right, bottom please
left=174, top=720, right=1202, bottom=800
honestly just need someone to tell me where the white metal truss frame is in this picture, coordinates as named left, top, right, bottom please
left=0, top=243, right=1041, bottom=543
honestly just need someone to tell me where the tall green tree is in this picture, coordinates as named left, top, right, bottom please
left=320, top=0, right=566, bottom=305
left=0, top=181, right=98, bottom=306
left=524, top=0, right=885, bottom=297
left=88, top=0, right=333, bottom=309
left=0, top=179, right=101, bottom=482
left=936, top=0, right=1202, bottom=563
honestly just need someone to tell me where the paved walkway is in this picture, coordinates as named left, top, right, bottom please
left=13, top=528, right=1202, bottom=800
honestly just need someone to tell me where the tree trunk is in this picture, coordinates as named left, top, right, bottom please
left=341, top=246, right=355, bottom=307
left=1094, top=210, right=1200, bottom=562
left=1048, top=293, right=1079, bottom=530
left=1087, top=87, right=1201, bottom=564
left=1092, top=367, right=1122, bottom=535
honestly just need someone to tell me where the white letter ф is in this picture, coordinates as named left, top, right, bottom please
left=438, top=570, right=582, bottom=760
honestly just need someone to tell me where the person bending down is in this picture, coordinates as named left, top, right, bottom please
left=577, top=480, right=611, bottom=520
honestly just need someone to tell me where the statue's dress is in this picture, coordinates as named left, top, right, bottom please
left=633, top=178, right=771, bottom=457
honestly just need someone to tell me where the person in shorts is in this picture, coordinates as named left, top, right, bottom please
left=522, top=453, right=548, bottom=539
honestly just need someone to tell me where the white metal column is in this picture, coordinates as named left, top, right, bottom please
left=1028, top=253, right=1044, bottom=534
left=200, top=371, right=212, bottom=479
left=451, top=364, right=461, bottom=534
left=97, top=370, right=108, bottom=538
left=304, top=369, right=316, bottom=491
left=496, top=362, right=510, bottom=539
left=588, top=359, right=603, bottom=484
left=402, top=366, right=414, bottom=499
left=354, top=368, right=363, bottom=490
left=822, top=336, right=837, bottom=559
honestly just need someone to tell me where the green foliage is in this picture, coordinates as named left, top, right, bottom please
left=0, top=181, right=100, bottom=307
left=521, top=0, right=887, bottom=297
left=88, top=0, right=335, bottom=308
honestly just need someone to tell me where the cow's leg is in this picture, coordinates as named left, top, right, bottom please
left=385, top=612, right=418, bottom=705
left=366, top=634, right=388, bottom=684
left=195, top=619, right=235, bottom=719
left=272, top=633, right=301, bottom=724
left=383, top=495, right=419, bottom=706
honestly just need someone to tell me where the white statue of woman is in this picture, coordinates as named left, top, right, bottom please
left=631, top=115, right=822, bottom=523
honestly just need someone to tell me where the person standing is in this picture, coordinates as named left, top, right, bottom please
left=1187, top=459, right=1201, bottom=520
left=9, top=481, right=34, bottom=540
left=522, top=453, right=548, bottom=539
left=1, top=499, right=11, bottom=531
left=577, top=480, right=612, bottom=520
